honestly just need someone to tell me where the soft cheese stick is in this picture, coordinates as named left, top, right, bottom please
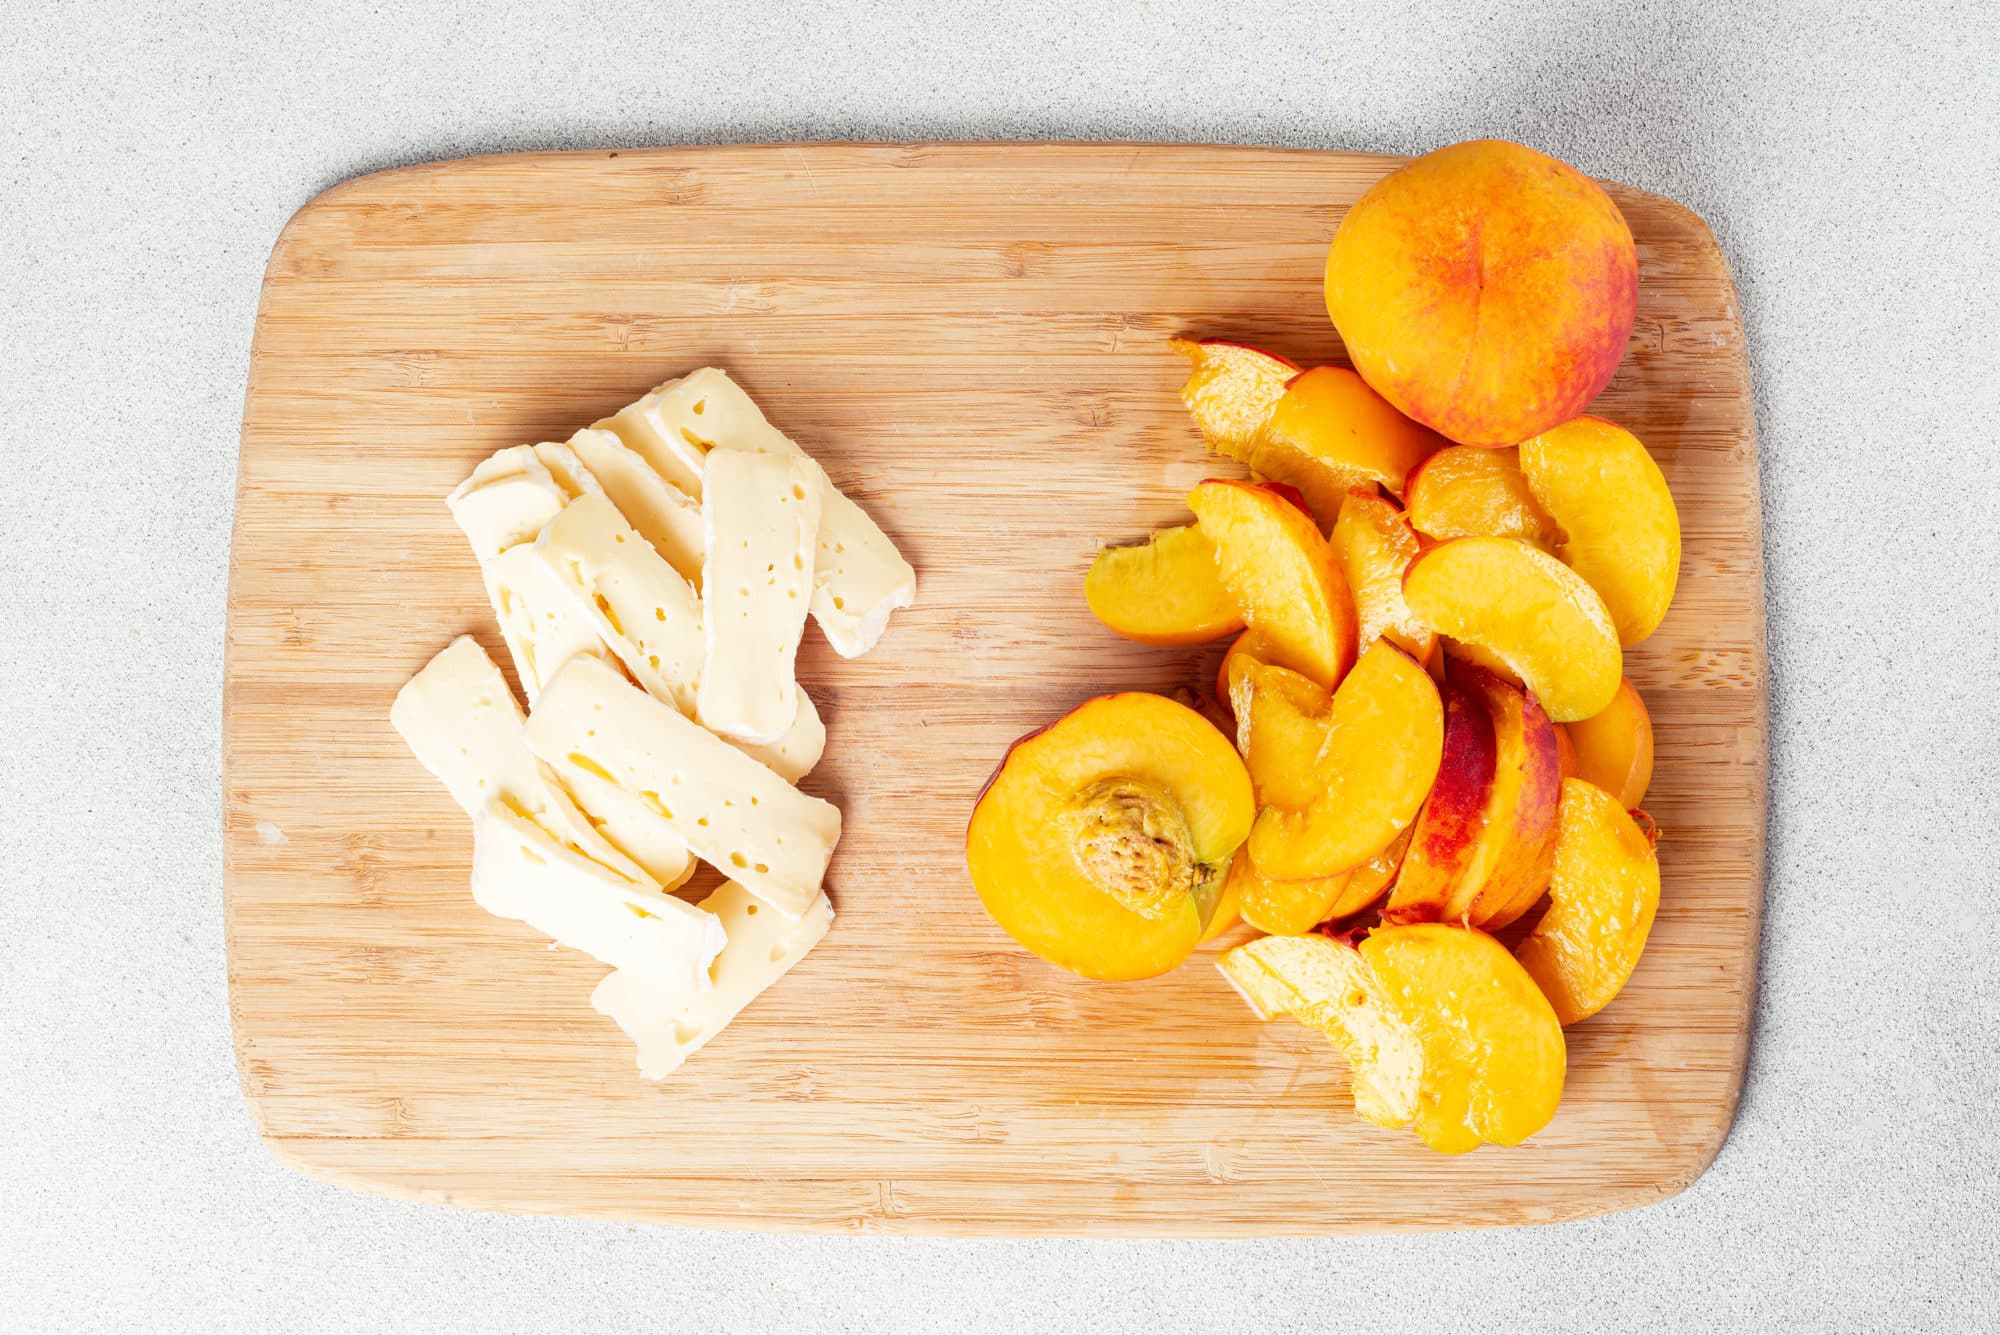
left=607, top=367, right=916, bottom=657
left=696, top=449, right=821, bottom=745
left=535, top=493, right=706, bottom=718
left=471, top=800, right=724, bottom=990
left=733, top=686, right=826, bottom=784
left=593, top=883, right=834, bottom=1079
left=564, top=427, right=706, bottom=587
left=480, top=544, right=606, bottom=704
left=391, top=636, right=654, bottom=885
left=527, top=656, right=840, bottom=919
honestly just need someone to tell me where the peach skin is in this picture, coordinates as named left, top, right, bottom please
left=1170, top=337, right=1298, bottom=457
left=1451, top=666, right=1563, bottom=929
left=1519, top=416, right=1682, bottom=645
left=1325, top=139, right=1638, bottom=447
left=1402, top=537, right=1622, bottom=722
left=1404, top=446, right=1556, bottom=547
left=967, top=693, right=1253, bottom=980
left=1084, top=522, right=1244, bottom=647
left=1564, top=676, right=1653, bottom=808
left=1189, top=479, right=1358, bottom=691
left=1248, top=641, right=1443, bottom=880
left=1382, top=680, right=1496, bottom=924
left=1516, top=779, right=1662, bottom=1025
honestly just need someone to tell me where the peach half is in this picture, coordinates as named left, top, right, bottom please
left=1404, top=446, right=1556, bottom=548
left=968, top=693, right=1254, bottom=980
left=1188, top=479, right=1358, bottom=691
left=1325, top=139, right=1638, bottom=447
left=1248, top=641, right=1443, bottom=880
left=1519, top=416, right=1682, bottom=645
left=1563, top=676, right=1654, bottom=808
left=1332, top=488, right=1436, bottom=665
left=1254, top=365, right=1447, bottom=511
left=1084, top=522, right=1243, bottom=646
left=1169, top=337, right=1298, bottom=458
left=1402, top=537, right=1622, bottom=722
left=1362, top=924, right=1567, bottom=1153
left=1515, top=779, right=1661, bottom=1025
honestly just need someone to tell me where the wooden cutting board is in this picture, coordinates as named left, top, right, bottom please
left=224, top=143, right=1765, bottom=1236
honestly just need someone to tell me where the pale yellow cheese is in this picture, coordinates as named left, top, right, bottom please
left=592, top=883, right=833, bottom=1079
left=526, top=656, right=840, bottom=919
left=481, top=544, right=609, bottom=704
left=446, top=452, right=567, bottom=560
left=563, top=427, right=705, bottom=588
left=696, top=449, right=821, bottom=745
left=731, top=686, right=826, bottom=784
left=534, top=493, right=706, bottom=718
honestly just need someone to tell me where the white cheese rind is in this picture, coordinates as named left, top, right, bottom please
left=526, top=656, right=840, bottom=919
left=471, top=801, right=723, bottom=989
left=615, top=367, right=916, bottom=657
left=389, top=636, right=649, bottom=885
left=592, top=883, right=834, bottom=1079
left=696, top=449, right=821, bottom=745
left=535, top=493, right=706, bottom=718
left=481, top=544, right=609, bottom=705
left=564, top=427, right=706, bottom=587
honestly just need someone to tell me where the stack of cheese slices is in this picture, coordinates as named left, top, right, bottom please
left=391, top=368, right=914, bottom=1079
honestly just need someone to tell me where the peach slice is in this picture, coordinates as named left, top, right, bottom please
left=1331, top=488, right=1436, bottom=664
left=1519, top=416, right=1682, bottom=645
left=1254, top=365, right=1447, bottom=508
left=1382, top=681, right=1496, bottom=923
left=1084, top=522, right=1243, bottom=647
left=1248, top=641, right=1443, bottom=879
left=1403, top=446, right=1555, bottom=547
left=1564, top=676, right=1653, bottom=808
left=1515, top=779, right=1662, bottom=1025
left=1402, top=537, right=1622, bottom=722
left=1219, top=933, right=1422, bottom=1130
left=1325, top=824, right=1412, bottom=921
left=1325, top=140, right=1638, bottom=447
left=1554, top=722, right=1580, bottom=782
left=1188, top=479, right=1358, bottom=691
left=1170, top=337, right=1299, bottom=457
left=1361, top=923, right=1566, bottom=1152
left=1451, top=667, right=1563, bottom=929
left=1199, top=854, right=1246, bottom=944
left=1228, top=659, right=1332, bottom=812
left=1230, top=852, right=1354, bottom=937
left=968, top=693, right=1254, bottom=980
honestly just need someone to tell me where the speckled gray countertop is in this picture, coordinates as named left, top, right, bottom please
left=3, top=1, right=1996, bottom=1331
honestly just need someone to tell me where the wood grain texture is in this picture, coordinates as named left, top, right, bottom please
left=224, top=143, right=1765, bottom=1236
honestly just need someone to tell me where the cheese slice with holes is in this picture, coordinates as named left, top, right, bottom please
left=526, top=656, right=840, bottom=918
left=606, top=367, right=915, bottom=657
left=697, top=449, right=821, bottom=744
left=535, top=493, right=705, bottom=718
left=733, top=686, right=825, bottom=784
left=481, top=544, right=607, bottom=704
left=447, top=450, right=568, bottom=561
left=471, top=800, right=723, bottom=989
left=564, top=427, right=705, bottom=587
left=593, top=882, right=834, bottom=1079
left=390, top=636, right=654, bottom=886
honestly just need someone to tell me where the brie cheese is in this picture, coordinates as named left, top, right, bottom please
left=593, top=883, right=834, bottom=1079
left=481, top=543, right=608, bottom=704
left=696, top=448, right=821, bottom=745
left=526, top=655, right=840, bottom=918
left=471, top=800, right=723, bottom=989
left=563, top=427, right=706, bottom=588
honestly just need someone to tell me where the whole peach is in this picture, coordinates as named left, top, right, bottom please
left=1325, top=140, right=1637, bottom=448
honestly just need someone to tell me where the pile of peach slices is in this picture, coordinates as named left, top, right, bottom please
left=968, top=140, right=1680, bottom=1154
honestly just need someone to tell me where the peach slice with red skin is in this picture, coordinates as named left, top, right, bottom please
left=1252, top=365, right=1447, bottom=516
left=1382, top=680, right=1496, bottom=923
left=1188, top=479, right=1358, bottom=692
left=1247, top=641, right=1443, bottom=880
left=1331, top=487, right=1436, bottom=664
left=1563, top=676, right=1653, bottom=808
left=1325, top=139, right=1638, bottom=447
left=1084, top=522, right=1243, bottom=647
left=1402, top=536, right=1622, bottom=723
left=1515, top=779, right=1662, bottom=1025
left=1323, top=824, right=1412, bottom=921
left=1169, top=337, right=1299, bottom=457
left=1519, top=416, right=1682, bottom=645
left=1404, top=446, right=1556, bottom=548
left=967, top=693, right=1254, bottom=981
left=1450, top=666, right=1563, bottom=929
left=1361, top=923, right=1567, bottom=1153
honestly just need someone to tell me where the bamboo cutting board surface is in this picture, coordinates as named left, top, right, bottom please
left=224, top=143, right=1765, bottom=1236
